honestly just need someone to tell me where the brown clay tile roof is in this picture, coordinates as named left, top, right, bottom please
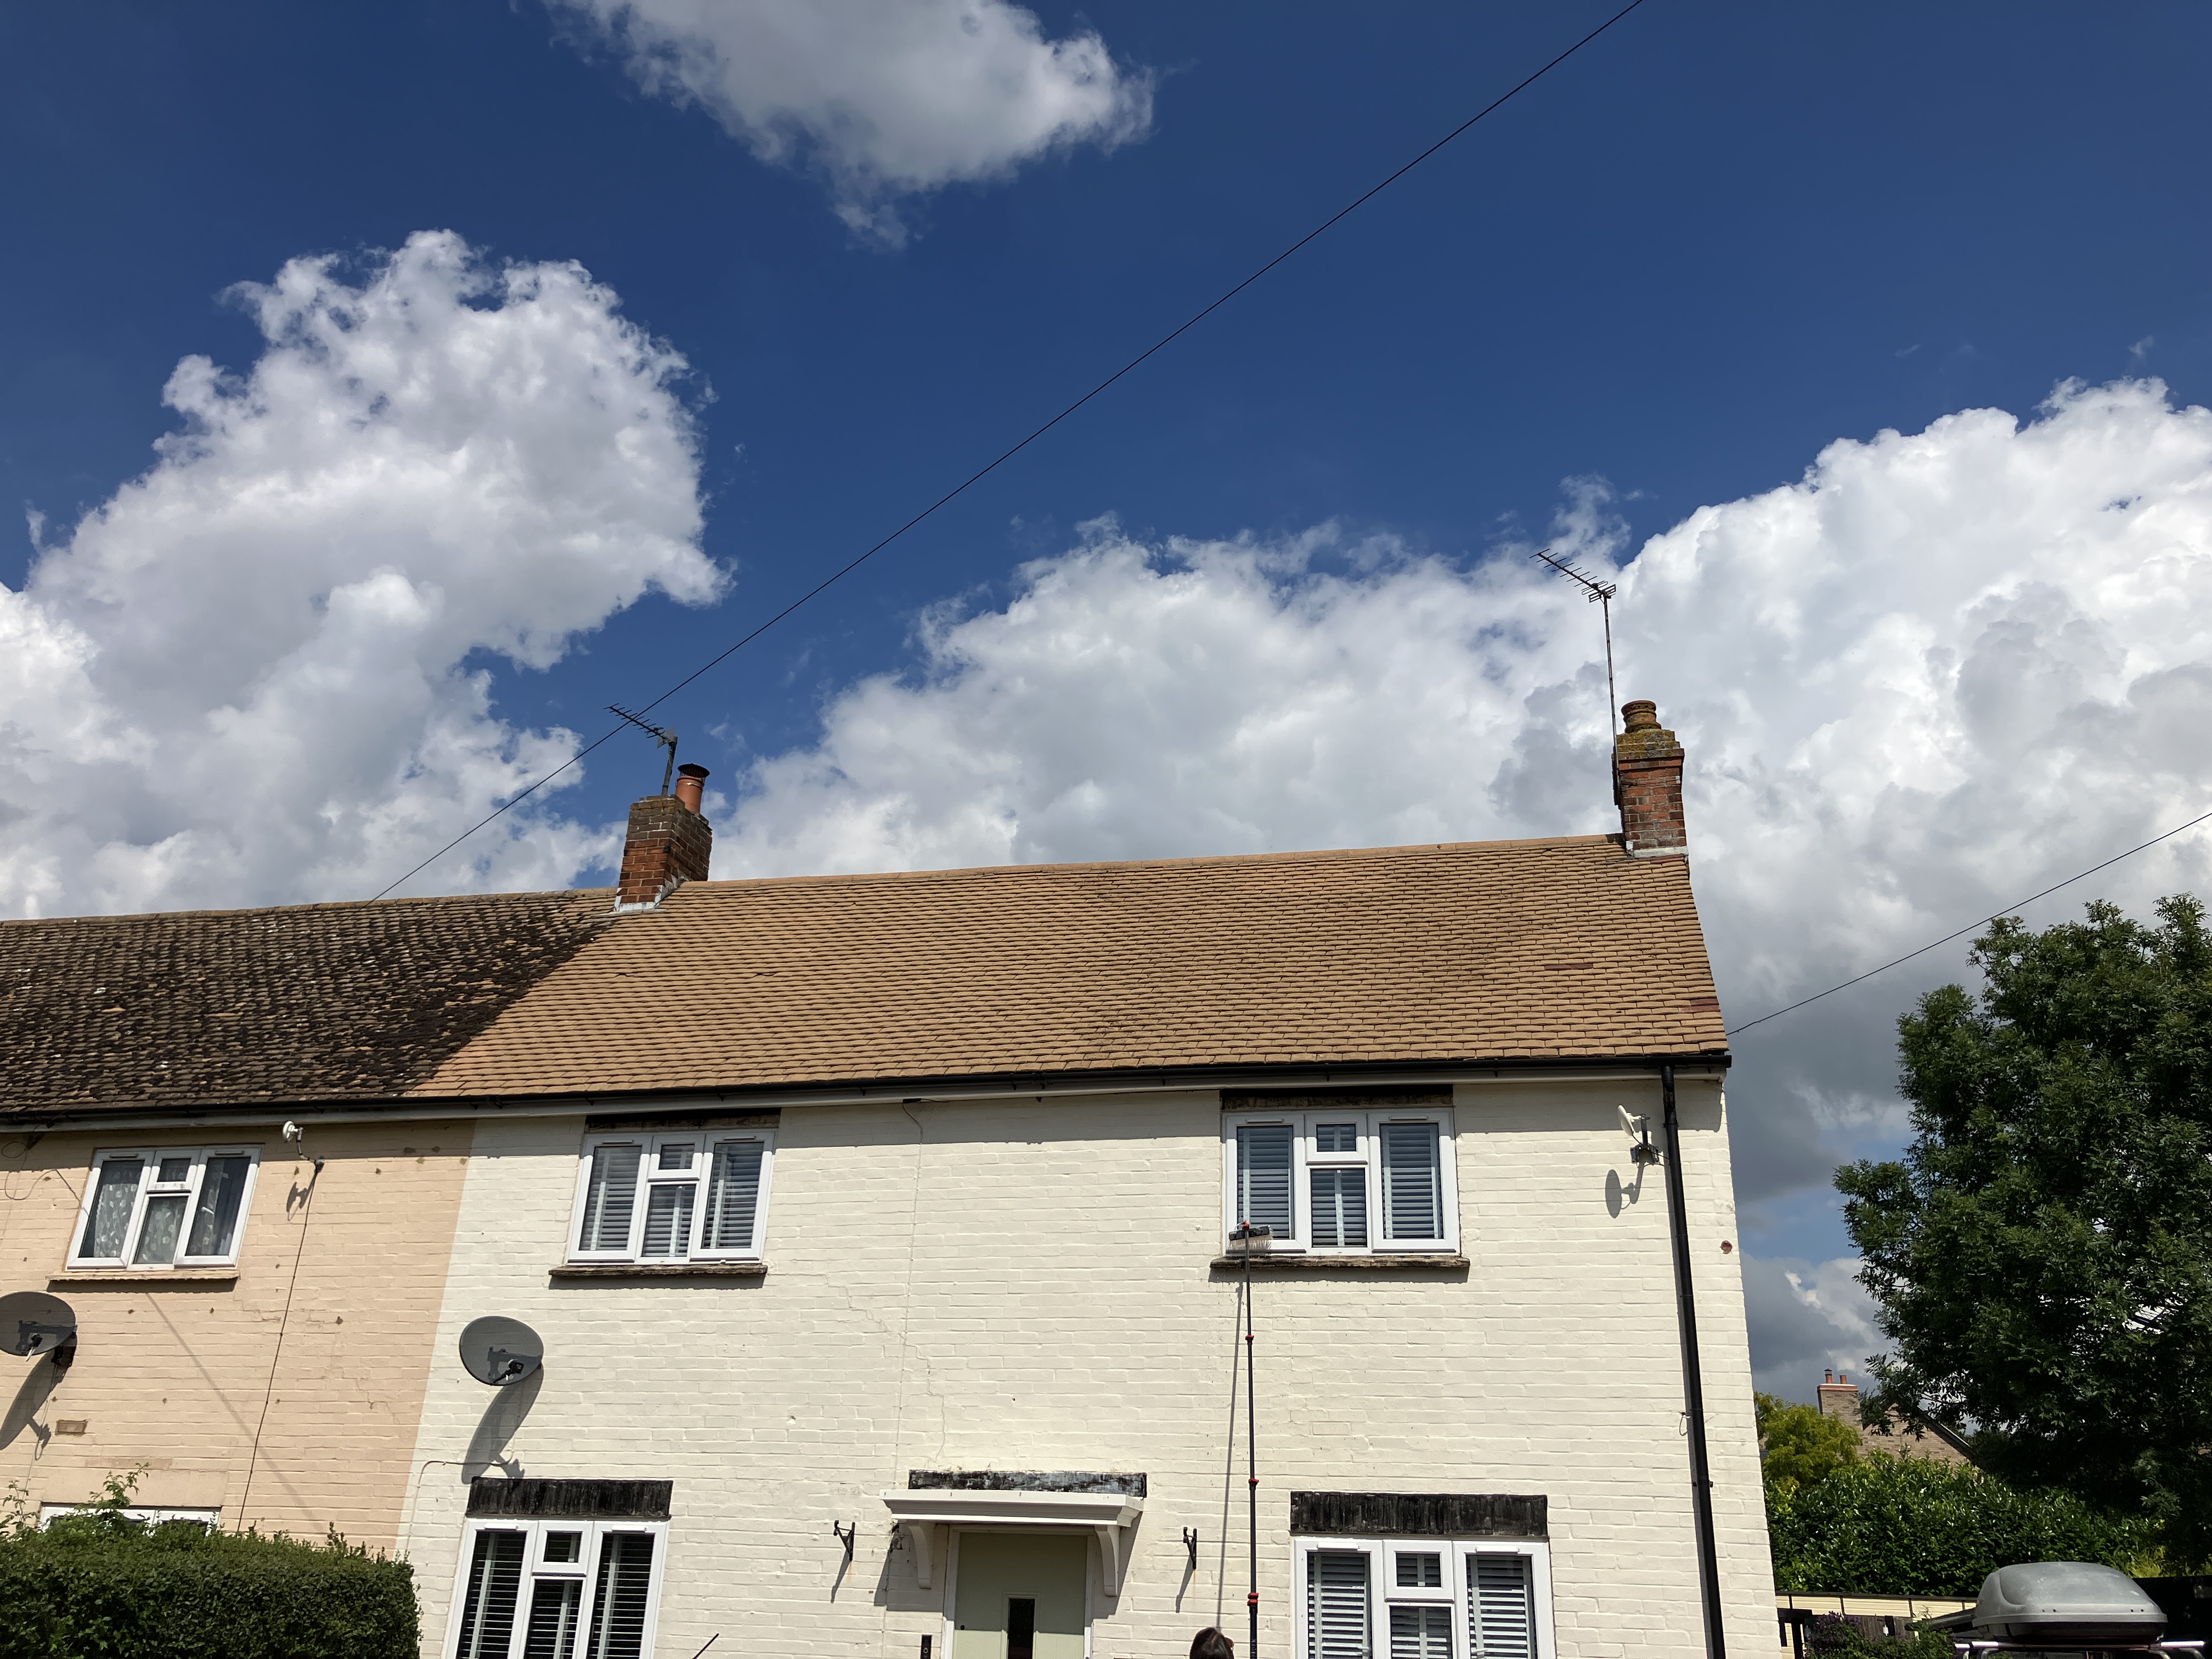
left=417, top=835, right=1727, bottom=1100
left=0, top=889, right=613, bottom=1116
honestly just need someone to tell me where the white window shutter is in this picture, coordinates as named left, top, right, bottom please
left=578, top=1146, right=641, bottom=1252
left=1469, top=1555, right=1534, bottom=1659
left=523, top=1578, right=584, bottom=1658
left=1236, top=1124, right=1294, bottom=1238
left=639, top=1184, right=694, bottom=1259
left=456, top=1530, right=526, bottom=1659
left=585, top=1532, right=657, bottom=1659
left=1380, top=1122, right=1443, bottom=1240
left=1307, top=1550, right=1371, bottom=1659
left=1390, top=1606, right=1451, bottom=1659
left=1310, top=1167, right=1368, bottom=1248
left=701, top=1139, right=764, bottom=1251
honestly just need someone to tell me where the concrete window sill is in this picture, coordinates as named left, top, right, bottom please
left=548, top=1262, right=768, bottom=1280
left=49, top=1269, right=241, bottom=1287
left=1209, top=1253, right=1470, bottom=1272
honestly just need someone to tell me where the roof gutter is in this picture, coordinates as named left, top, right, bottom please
left=2, top=1051, right=1730, bottom=1132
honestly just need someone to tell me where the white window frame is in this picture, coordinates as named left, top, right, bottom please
left=1221, top=1108, right=1458, bottom=1255
left=1294, top=1537, right=1555, bottom=1659
left=66, top=1146, right=262, bottom=1270
left=566, top=1127, right=775, bottom=1264
left=444, top=1516, right=669, bottom=1659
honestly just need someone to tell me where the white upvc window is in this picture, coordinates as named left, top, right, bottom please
left=567, top=1128, right=774, bottom=1263
left=1297, top=1537, right=1555, bottom=1659
left=1222, top=1108, right=1457, bottom=1255
left=448, top=1519, right=667, bottom=1659
left=68, top=1146, right=261, bottom=1269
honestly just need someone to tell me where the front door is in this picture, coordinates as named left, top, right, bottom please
left=952, top=1533, right=1087, bottom=1659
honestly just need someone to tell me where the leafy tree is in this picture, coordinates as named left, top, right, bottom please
left=1756, top=1391, right=1860, bottom=1491
left=1837, top=896, right=2212, bottom=1560
left=1765, top=1455, right=2153, bottom=1596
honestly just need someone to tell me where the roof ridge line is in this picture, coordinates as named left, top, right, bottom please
left=668, top=833, right=1627, bottom=895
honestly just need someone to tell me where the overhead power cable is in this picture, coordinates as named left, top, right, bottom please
left=1725, top=806, right=2212, bottom=1038
left=370, top=0, right=1652, bottom=900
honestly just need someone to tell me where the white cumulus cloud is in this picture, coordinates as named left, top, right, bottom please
left=0, top=230, right=719, bottom=919
left=550, top=0, right=1153, bottom=242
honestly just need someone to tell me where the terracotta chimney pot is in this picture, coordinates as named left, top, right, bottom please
left=674, top=762, right=708, bottom=815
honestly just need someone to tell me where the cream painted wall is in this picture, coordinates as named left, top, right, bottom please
left=400, top=1077, right=1771, bottom=1659
left=0, top=1120, right=474, bottom=1549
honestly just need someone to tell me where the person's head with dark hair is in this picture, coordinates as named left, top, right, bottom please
left=1191, top=1628, right=1235, bottom=1659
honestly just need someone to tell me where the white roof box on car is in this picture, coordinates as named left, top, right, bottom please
left=1927, top=1562, right=2170, bottom=1651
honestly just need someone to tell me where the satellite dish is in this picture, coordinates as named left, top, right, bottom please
left=459, top=1316, right=544, bottom=1387
left=0, top=1291, right=76, bottom=1358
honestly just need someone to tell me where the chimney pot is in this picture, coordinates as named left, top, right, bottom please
left=1615, top=697, right=1689, bottom=859
left=674, top=762, right=709, bottom=815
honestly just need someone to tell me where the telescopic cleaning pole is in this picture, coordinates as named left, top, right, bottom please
left=1245, top=1233, right=1259, bottom=1659
left=1227, top=1221, right=1262, bottom=1659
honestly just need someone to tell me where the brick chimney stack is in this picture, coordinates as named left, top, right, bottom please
left=1615, top=699, right=1688, bottom=858
left=1817, top=1369, right=1860, bottom=1422
left=616, top=763, right=713, bottom=910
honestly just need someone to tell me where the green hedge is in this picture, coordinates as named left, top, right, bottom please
left=1768, top=1455, right=2155, bottom=1597
left=0, top=1511, right=417, bottom=1659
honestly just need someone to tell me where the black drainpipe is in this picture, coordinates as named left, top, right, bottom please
left=1661, top=1062, right=1726, bottom=1659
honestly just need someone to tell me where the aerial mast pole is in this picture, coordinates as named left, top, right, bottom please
left=1528, top=546, right=1622, bottom=791
left=607, top=703, right=680, bottom=796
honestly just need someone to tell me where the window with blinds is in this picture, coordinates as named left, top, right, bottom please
left=568, top=1128, right=774, bottom=1263
left=69, top=1146, right=262, bottom=1270
left=1307, top=1550, right=1371, bottom=1659
left=450, top=1520, right=667, bottom=1659
left=1301, top=1541, right=1550, bottom=1659
left=1223, top=1109, right=1455, bottom=1256
left=1468, top=1554, right=1536, bottom=1659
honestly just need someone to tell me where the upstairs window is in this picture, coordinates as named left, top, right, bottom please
left=69, top=1147, right=260, bottom=1269
left=1222, top=1107, right=1456, bottom=1255
left=568, top=1129, right=774, bottom=1263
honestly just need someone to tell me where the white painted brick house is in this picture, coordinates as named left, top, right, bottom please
left=396, top=697, right=1769, bottom=1659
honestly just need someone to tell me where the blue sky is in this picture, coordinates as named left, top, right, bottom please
left=6, top=2, right=2212, bottom=1392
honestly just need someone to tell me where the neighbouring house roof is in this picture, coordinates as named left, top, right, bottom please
left=419, top=834, right=1728, bottom=1101
left=0, top=889, right=614, bottom=1117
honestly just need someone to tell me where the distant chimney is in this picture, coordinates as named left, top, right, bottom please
left=615, top=766, right=712, bottom=910
left=1817, top=1370, right=1860, bottom=1421
left=1615, top=699, right=1688, bottom=858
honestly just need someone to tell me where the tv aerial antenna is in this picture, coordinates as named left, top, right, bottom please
left=1529, top=545, right=1621, bottom=741
left=607, top=703, right=679, bottom=798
